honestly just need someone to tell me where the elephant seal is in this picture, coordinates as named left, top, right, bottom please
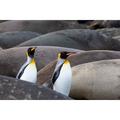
left=0, top=75, right=71, bottom=100
left=0, top=20, right=86, bottom=34
left=71, top=59, right=120, bottom=100
left=37, top=50, right=120, bottom=85
left=0, top=46, right=81, bottom=77
left=0, top=31, right=40, bottom=49
left=18, top=29, right=119, bottom=50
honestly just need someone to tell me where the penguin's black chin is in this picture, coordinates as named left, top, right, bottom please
left=29, top=54, right=34, bottom=59
left=28, top=51, right=35, bottom=58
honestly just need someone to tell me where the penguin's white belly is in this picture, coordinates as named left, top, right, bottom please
left=20, top=64, right=37, bottom=83
left=54, top=63, right=72, bottom=96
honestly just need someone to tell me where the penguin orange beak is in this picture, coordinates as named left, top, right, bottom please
left=67, top=52, right=77, bottom=57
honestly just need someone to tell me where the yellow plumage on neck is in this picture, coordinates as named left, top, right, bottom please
left=64, top=60, right=70, bottom=64
left=31, top=59, right=35, bottom=64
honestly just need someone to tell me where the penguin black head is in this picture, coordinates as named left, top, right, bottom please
left=27, top=47, right=36, bottom=58
left=58, top=51, right=76, bottom=59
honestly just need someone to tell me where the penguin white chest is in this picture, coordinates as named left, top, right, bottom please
left=20, top=63, right=37, bottom=83
left=54, top=62, right=72, bottom=96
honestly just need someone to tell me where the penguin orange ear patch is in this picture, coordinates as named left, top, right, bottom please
left=26, top=52, right=28, bottom=57
left=58, top=53, right=61, bottom=59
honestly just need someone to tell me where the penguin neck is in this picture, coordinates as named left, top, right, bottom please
left=57, top=58, right=65, bottom=65
left=58, top=58, right=70, bottom=64
left=27, top=56, right=34, bottom=64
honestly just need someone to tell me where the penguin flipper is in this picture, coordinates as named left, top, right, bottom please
left=52, top=63, right=63, bottom=84
left=16, top=63, right=29, bottom=79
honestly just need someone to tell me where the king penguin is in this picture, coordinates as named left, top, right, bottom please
left=51, top=51, right=76, bottom=96
left=16, top=47, right=37, bottom=83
